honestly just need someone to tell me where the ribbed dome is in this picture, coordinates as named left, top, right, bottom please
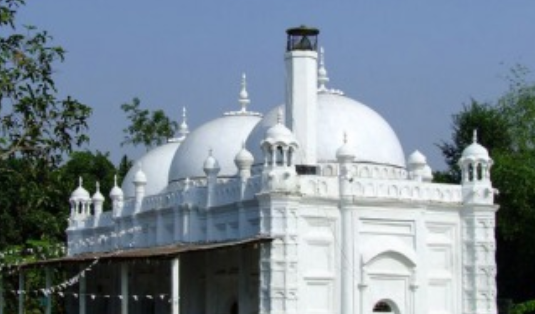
left=122, top=141, right=181, bottom=198
left=245, top=93, right=406, bottom=167
left=169, top=115, right=262, bottom=181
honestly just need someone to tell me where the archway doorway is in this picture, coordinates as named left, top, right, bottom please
left=373, top=299, right=399, bottom=314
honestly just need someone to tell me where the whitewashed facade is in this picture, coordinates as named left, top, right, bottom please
left=65, top=26, right=498, bottom=314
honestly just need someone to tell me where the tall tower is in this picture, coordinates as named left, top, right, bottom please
left=285, top=26, right=319, bottom=168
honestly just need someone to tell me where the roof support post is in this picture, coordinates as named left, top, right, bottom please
left=45, top=267, right=52, bottom=314
left=18, top=271, right=24, bottom=314
left=0, top=273, right=4, bottom=314
left=171, top=257, right=180, bottom=314
left=79, top=265, right=86, bottom=314
left=121, top=263, right=128, bottom=314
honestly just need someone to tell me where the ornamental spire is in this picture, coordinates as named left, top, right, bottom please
left=472, top=129, right=478, bottom=143
left=178, top=106, right=189, bottom=138
left=318, top=47, right=329, bottom=92
left=224, top=73, right=262, bottom=117
left=239, top=73, right=250, bottom=113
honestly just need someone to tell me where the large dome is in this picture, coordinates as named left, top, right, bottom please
left=169, top=114, right=262, bottom=182
left=122, top=141, right=181, bottom=198
left=245, top=93, right=406, bottom=167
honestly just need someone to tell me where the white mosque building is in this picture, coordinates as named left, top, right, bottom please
left=62, top=26, right=498, bottom=314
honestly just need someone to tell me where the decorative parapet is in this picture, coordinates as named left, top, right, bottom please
left=300, top=177, right=462, bottom=204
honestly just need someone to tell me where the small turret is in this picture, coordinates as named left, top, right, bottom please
left=204, top=150, right=220, bottom=208
left=407, top=150, right=433, bottom=182
left=458, top=130, right=495, bottom=204
left=261, top=108, right=299, bottom=168
left=70, top=177, right=91, bottom=220
left=92, top=182, right=105, bottom=216
left=336, top=133, right=356, bottom=197
left=133, top=163, right=147, bottom=207
left=109, top=175, right=124, bottom=216
left=234, top=142, right=254, bottom=179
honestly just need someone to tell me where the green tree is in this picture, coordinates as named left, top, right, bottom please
left=60, top=150, right=117, bottom=210
left=121, top=97, right=178, bottom=149
left=437, top=66, right=535, bottom=305
left=0, top=1, right=92, bottom=312
left=0, top=0, right=92, bottom=164
left=117, top=153, right=133, bottom=183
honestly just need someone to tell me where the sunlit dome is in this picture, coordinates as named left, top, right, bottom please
left=169, top=115, right=262, bottom=182
left=122, top=141, right=181, bottom=198
left=245, top=93, right=405, bottom=167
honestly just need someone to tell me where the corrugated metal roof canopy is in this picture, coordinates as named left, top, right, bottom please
left=19, top=236, right=272, bottom=269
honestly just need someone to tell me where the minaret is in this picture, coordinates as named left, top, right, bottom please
left=285, top=26, right=319, bottom=168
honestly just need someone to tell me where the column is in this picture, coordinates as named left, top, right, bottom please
left=121, top=263, right=129, bottom=314
left=45, top=267, right=52, bottom=314
left=79, top=267, right=86, bottom=314
left=18, top=271, right=24, bottom=314
left=171, top=257, right=180, bottom=314
left=341, top=206, right=354, bottom=314
left=0, top=273, right=4, bottom=314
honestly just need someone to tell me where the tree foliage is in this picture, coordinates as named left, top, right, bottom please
left=437, top=66, right=535, bottom=303
left=121, top=97, right=178, bottom=149
left=0, top=0, right=92, bottom=165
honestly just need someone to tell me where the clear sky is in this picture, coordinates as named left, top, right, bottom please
left=17, top=1, right=535, bottom=170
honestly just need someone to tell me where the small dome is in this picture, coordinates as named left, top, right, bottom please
left=110, top=186, right=123, bottom=200
left=246, top=93, right=405, bottom=167
left=263, top=109, right=298, bottom=147
left=234, top=144, right=254, bottom=169
left=408, top=150, right=426, bottom=166
left=461, top=130, right=489, bottom=160
left=422, top=164, right=433, bottom=182
left=203, top=152, right=221, bottom=175
left=92, top=183, right=105, bottom=202
left=336, top=135, right=356, bottom=161
left=122, top=141, right=180, bottom=198
left=169, top=115, right=261, bottom=181
left=70, top=177, right=90, bottom=202
left=133, top=165, right=147, bottom=185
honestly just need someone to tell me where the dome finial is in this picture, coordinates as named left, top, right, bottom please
left=277, top=107, right=284, bottom=125
left=96, top=181, right=100, bottom=192
left=318, top=47, right=329, bottom=92
left=473, top=129, right=478, bottom=143
left=78, top=176, right=83, bottom=187
left=343, top=131, right=348, bottom=144
left=239, top=73, right=251, bottom=113
left=113, top=174, right=118, bottom=187
left=178, top=106, right=189, bottom=139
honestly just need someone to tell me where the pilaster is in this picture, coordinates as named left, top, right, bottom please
left=258, top=193, right=300, bottom=314
left=462, top=206, right=498, bottom=314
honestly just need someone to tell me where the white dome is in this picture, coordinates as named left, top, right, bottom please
left=234, top=145, right=254, bottom=169
left=70, top=186, right=90, bottom=202
left=122, top=141, right=181, bottom=198
left=245, top=93, right=406, bottom=167
left=408, top=150, right=426, bottom=166
left=336, top=140, right=356, bottom=161
left=169, top=115, right=262, bottom=181
left=461, top=142, right=489, bottom=160
left=70, top=178, right=90, bottom=202
left=203, top=154, right=221, bottom=174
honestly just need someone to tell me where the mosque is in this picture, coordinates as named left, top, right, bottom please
left=61, top=26, right=498, bottom=314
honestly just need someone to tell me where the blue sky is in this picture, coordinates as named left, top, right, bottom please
left=17, top=1, right=535, bottom=170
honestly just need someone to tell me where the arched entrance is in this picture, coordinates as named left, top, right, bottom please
left=373, top=299, right=399, bottom=314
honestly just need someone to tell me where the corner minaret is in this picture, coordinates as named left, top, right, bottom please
left=285, top=26, right=319, bottom=167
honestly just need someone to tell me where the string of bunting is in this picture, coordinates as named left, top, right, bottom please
left=5, top=289, right=173, bottom=303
